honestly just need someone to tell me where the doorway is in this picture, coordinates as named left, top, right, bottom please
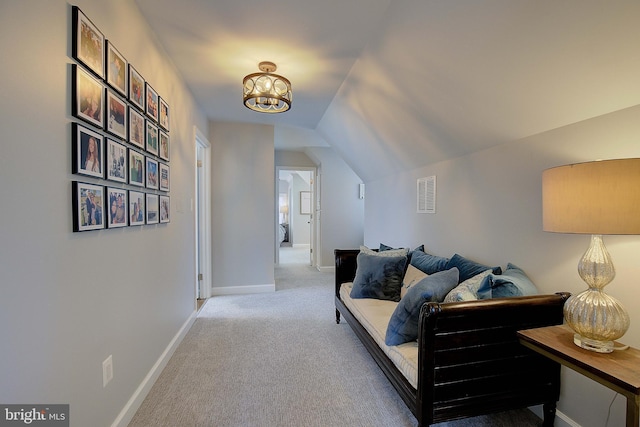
left=276, top=167, right=317, bottom=266
left=195, top=127, right=211, bottom=310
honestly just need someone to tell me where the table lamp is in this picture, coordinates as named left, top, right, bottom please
left=542, top=158, right=640, bottom=353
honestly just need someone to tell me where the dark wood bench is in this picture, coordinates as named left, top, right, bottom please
left=335, top=249, right=570, bottom=426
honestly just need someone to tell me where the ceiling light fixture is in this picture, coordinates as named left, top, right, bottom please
left=243, top=61, right=292, bottom=114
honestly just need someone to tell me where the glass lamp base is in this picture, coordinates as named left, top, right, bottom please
left=573, top=333, right=614, bottom=353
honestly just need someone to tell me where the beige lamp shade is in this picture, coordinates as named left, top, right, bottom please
left=542, top=158, right=640, bottom=235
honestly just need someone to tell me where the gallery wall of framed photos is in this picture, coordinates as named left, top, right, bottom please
left=70, top=5, right=171, bottom=232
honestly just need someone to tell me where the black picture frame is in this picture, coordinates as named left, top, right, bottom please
left=106, top=41, right=127, bottom=97
left=128, top=149, right=145, bottom=187
left=72, top=181, right=105, bottom=232
left=146, top=157, right=159, bottom=190
left=159, top=97, right=170, bottom=131
left=129, top=65, right=145, bottom=111
left=105, top=88, right=127, bottom=139
left=106, top=138, right=127, bottom=183
left=106, top=187, right=128, bottom=228
left=159, top=130, right=170, bottom=161
left=145, top=83, right=159, bottom=122
left=159, top=163, right=170, bottom=192
left=146, top=121, right=158, bottom=156
left=159, top=195, right=170, bottom=224
left=128, top=190, right=146, bottom=226
left=128, top=108, right=145, bottom=149
left=146, top=193, right=159, bottom=224
left=73, top=64, right=104, bottom=128
left=72, top=123, right=104, bottom=179
left=72, top=6, right=105, bottom=79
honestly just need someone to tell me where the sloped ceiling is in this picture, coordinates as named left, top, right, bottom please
left=136, top=0, right=640, bottom=182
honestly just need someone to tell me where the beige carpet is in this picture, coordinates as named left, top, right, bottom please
left=128, top=263, right=543, bottom=427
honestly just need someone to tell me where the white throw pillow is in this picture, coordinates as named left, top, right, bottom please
left=401, top=264, right=428, bottom=299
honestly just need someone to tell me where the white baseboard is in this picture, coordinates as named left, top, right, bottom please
left=530, top=405, right=581, bottom=427
left=210, top=284, right=275, bottom=295
left=317, top=265, right=334, bottom=273
left=111, top=310, right=197, bottom=427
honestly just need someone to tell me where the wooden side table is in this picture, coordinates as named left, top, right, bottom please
left=518, top=325, right=640, bottom=427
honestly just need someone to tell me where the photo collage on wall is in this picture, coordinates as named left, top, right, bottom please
left=70, top=6, right=170, bottom=232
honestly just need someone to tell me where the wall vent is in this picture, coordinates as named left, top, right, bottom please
left=417, top=176, right=436, bottom=214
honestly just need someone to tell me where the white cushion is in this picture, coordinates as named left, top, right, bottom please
left=340, top=282, right=418, bottom=389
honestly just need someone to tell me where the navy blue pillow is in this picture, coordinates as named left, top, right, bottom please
left=350, top=252, right=407, bottom=302
left=385, top=268, right=460, bottom=346
left=445, top=253, right=502, bottom=283
left=476, top=263, right=539, bottom=299
left=410, top=250, right=449, bottom=275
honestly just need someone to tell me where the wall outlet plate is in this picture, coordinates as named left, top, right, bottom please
left=102, top=355, right=113, bottom=387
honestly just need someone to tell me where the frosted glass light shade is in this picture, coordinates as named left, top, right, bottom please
left=542, top=158, right=640, bottom=352
left=562, top=235, right=630, bottom=352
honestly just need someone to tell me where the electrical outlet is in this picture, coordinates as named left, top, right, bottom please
left=102, top=355, right=113, bottom=387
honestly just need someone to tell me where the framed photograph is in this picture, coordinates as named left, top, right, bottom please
left=128, top=149, right=145, bottom=187
left=159, top=130, right=170, bottom=161
left=159, top=195, right=170, bottom=224
left=106, top=41, right=127, bottom=96
left=300, top=191, right=311, bottom=215
left=72, top=123, right=103, bottom=178
left=146, top=121, right=158, bottom=156
left=72, top=181, right=105, bottom=232
left=73, top=65, right=104, bottom=128
left=159, top=97, right=170, bottom=131
left=72, top=6, right=105, bottom=79
left=129, top=190, right=146, bottom=226
left=159, top=163, right=170, bottom=192
left=105, top=89, right=127, bottom=139
left=146, top=193, right=159, bottom=224
left=145, top=83, right=159, bottom=122
left=128, top=65, right=145, bottom=111
left=146, top=157, right=159, bottom=190
left=106, top=138, right=127, bottom=183
left=106, top=187, right=128, bottom=228
left=128, top=108, right=145, bottom=148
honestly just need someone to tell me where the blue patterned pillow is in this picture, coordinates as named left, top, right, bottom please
left=385, top=268, right=459, bottom=346
left=443, top=269, right=492, bottom=302
left=350, top=252, right=407, bottom=302
left=476, top=263, right=538, bottom=299
left=445, top=253, right=502, bottom=283
left=410, top=250, right=449, bottom=275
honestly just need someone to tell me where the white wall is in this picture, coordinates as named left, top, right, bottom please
left=0, top=1, right=207, bottom=425
left=306, top=147, right=365, bottom=268
left=364, top=105, right=640, bottom=427
left=210, top=122, right=276, bottom=294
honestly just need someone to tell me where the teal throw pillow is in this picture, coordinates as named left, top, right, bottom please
left=350, top=252, right=407, bottom=302
left=445, top=253, right=502, bottom=283
left=410, top=250, right=449, bottom=275
left=476, top=263, right=539, bottom=299
left=385, top=268, right=460, bottom=346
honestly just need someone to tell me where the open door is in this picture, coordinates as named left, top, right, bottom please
left=276, top=167, right=317, bottom=266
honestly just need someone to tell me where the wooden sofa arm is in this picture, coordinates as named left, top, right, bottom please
left=416, top=292, right=570, bottom=426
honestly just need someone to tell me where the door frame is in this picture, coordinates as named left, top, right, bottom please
left=275, top=166, right=318, bottom=266
left=195, top=126, right=212, bottom=302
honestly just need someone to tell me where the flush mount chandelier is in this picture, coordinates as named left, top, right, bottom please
left=243, top=61, right=292, bottom=113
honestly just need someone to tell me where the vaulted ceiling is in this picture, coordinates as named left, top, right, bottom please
left=135, top=0, right=640, bottom=182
